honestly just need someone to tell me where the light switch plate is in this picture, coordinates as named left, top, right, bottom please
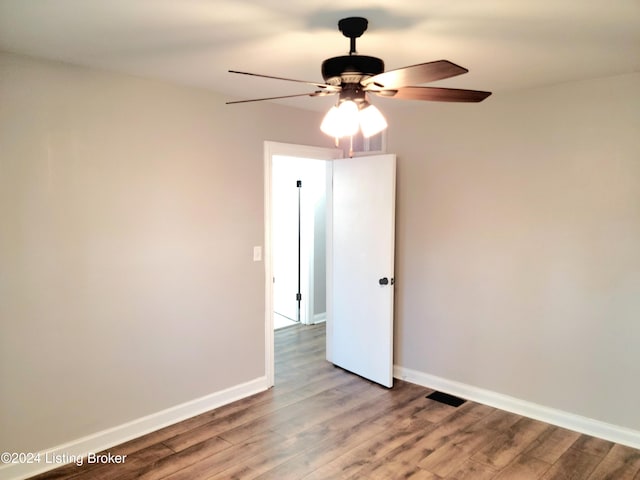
left=253, top=246, right=262, bottom=262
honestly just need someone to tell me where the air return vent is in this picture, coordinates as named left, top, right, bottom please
left=426, top=391, right=467, bottom=407
left=346, top=129, right=385, bottom=156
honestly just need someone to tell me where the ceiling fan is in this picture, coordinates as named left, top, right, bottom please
left=227, top=17, right=491, bottom=139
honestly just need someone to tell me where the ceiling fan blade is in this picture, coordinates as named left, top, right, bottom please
left=226, top=91, right=337, bottom=105
left=373, top=86, right=491, bottom=103
left=362, top=60, right=468, bottom=89
left=229, top=70, right=340, bottom=92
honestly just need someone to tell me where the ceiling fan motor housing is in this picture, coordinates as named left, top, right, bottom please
left=321, top=55, right=385, bottom=85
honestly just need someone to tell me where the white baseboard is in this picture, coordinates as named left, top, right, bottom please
left=0, top=376, right=269, bottom=480
left=312, top=312, right=326, bottom=324
left=394, top=366, right=640, bottom=450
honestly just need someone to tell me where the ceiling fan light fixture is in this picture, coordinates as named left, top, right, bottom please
left=320, top=105, right=341, bottom=137
left=321, top=100, right=387, bottom=139
left=321, top=100, right=360, bottom=138
left=359, top=103, right=387, bottom=138
left=337, top=100, right=360, bottom=136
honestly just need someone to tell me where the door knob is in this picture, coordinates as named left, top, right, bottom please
left=379, top=277, right=389, bottom=285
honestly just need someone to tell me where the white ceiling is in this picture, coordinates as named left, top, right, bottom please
left=1, top=0, right=639, bottom=111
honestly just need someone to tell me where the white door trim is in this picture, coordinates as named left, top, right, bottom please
left=263, top=141, right=342, bottom=387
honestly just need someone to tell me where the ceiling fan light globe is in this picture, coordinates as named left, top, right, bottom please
left=337, top=100, right=359, bottom=136
left=321, top=101, right=360, bottom=138
left=359, top=104, right=387, bottom=138
left=320, top=106, right=342, bottom=137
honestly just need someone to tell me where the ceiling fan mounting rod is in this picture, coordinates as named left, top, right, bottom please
left=338, top=17, right=368, bottom=55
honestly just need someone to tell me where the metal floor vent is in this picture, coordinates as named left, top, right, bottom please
left=426, top=391, right=467, bottom=407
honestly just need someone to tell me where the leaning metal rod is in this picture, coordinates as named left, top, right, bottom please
left=296, top=180, right=302, bottom=323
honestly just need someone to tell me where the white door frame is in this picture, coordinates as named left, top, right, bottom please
left=263, top=141, right=342, bottom=387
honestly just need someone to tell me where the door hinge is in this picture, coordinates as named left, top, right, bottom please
left=296, top=293, right=302, bottom=301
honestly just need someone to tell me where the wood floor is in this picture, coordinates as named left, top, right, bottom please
left=31, top=323, right=640, bottom=479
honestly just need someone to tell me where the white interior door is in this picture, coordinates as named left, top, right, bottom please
left=329, top=154, right=396, bottom=388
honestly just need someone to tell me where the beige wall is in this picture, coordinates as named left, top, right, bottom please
left=388, top=73, right=640, bottom=431
left=0, top=52, right=325, bottom=453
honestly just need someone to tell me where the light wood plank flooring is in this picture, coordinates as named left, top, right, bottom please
left=30, top=323, right=640, bottom=479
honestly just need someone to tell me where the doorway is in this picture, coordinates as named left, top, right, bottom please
left=272, top=155, right=328, bottom=329
left=264, top=142, right=397, bottom=389
left=263, top=142, right=342, bottom=386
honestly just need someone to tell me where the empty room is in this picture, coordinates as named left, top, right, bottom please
left=1, top=1, right=639, bottom=479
